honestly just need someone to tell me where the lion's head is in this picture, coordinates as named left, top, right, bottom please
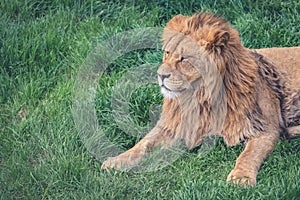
left=157, top=12, right=254, bottom=101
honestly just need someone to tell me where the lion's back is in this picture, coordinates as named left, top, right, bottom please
left=256, top=46, right=300, bottom=89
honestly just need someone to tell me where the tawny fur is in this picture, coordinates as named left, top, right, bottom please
left=102, top=12, right=300, bottom=187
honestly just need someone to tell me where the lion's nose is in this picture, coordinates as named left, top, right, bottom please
left=157, top=73, right=171, bottom=81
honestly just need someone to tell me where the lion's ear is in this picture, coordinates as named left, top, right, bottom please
left=165, top=14, right=188, bottom=32
left=213, top=31, right=230, bottom=48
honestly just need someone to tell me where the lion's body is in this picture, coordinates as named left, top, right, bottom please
left=102, top=12, right=300, bottom=186
left=255, top=47, right=300, bottom=132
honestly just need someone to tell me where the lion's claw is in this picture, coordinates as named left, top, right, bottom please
left=226, top=168, right=257, bottom=187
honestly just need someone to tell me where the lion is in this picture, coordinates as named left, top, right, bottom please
left=101, top=12, right=300, bottom=186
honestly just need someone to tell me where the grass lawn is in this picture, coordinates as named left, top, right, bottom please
left=1, top=0, right=299, bottom=199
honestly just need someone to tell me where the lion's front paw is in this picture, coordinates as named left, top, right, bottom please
left=101, top=156, right=125, bottom=170
left=226, top=168, right=257, bottom=187
left=101, top=152, right=143, bottom=170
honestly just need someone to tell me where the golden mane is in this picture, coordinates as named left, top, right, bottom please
left=102, top=12, right=300, bottom=187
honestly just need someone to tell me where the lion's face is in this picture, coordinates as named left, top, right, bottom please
left=157, top=13, right=235, bottom=99
left=157, top=50, right=201, bottom=99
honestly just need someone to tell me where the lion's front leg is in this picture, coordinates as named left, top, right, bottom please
left=101, top=126, right=169, bottom=170
left=226, top=133, right=279, bottom=187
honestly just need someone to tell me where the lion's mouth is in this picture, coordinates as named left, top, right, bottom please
left=160, top=84, right=187, bottom=99
left=161, top=85, right=172, bottom=92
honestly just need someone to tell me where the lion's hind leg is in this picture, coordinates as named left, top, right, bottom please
left=285, top=90, right=300, bottom=130
left=288, top=126, right=300, bottom=137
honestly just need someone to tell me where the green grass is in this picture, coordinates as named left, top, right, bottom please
left=1, top=0, right=300, bottom=199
